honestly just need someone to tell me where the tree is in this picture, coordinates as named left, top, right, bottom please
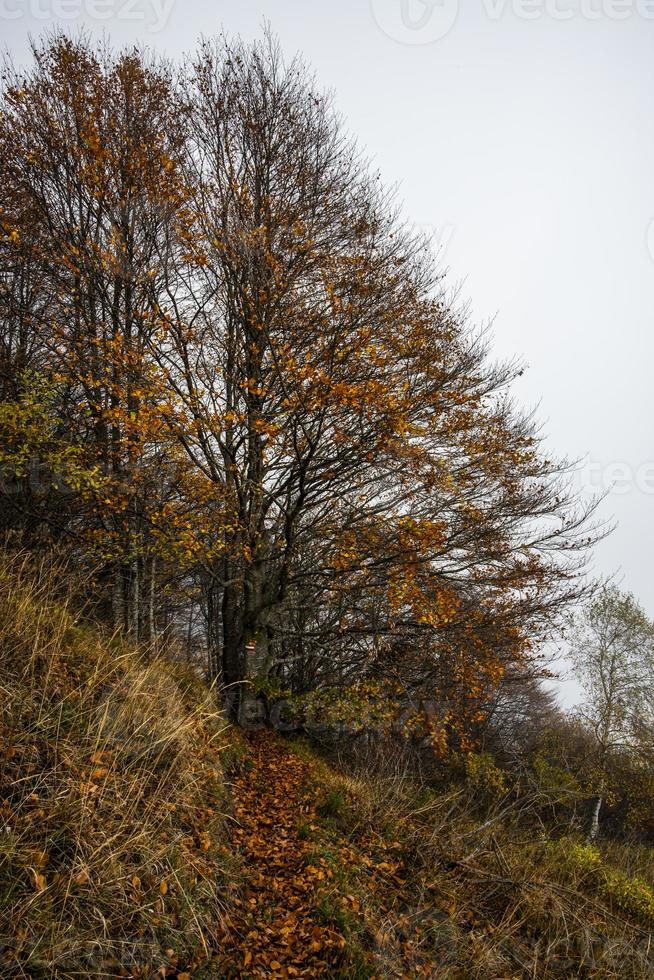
left=0, top=33, right=196, bottom=635
left=480, top=663, right=562, bottom=760
left=570, top=584, right=654, bottom=840
left=0, top=30, right=604, bottom=729
left=148, top=32, right=603, bottom=723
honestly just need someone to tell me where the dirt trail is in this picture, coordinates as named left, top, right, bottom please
left=216, top=733, right=351, bottom=978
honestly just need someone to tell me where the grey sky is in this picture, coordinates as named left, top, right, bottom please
left=2, top=0, right=653, bottom=704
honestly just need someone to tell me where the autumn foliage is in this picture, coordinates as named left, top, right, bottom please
left=0, top=30, right=601, bottom=735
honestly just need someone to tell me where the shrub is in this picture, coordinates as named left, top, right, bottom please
left=546, top=838, right=654, bottom=924
left=464, top=752, right=507, bottom=801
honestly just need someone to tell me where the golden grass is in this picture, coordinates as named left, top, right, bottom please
left=0, top=553, right=230, bottom=978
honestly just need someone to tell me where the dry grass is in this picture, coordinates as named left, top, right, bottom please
left=0, top=553, right=230, bottom=978
left=4, top=551, right=652, bottom=978
left=298, top=735, right=654, bottom=978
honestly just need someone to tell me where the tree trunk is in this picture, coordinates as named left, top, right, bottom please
left=587, top=794, right=602, bottom=842
left=129, top=557, right=140, bottom=640
left=186, top=605, right=194, bottom=662
left=205, top=582, right=221, bottom=684
left=112, top=565, right=126, bottom=630
left=221, top=576, right=244, bottom=719
left=219, top=558, right=272, bottom=720
left=147, top=557, right=157, bottom=642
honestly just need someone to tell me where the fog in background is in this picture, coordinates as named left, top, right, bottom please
left=3, top=0, right=653, bottom=705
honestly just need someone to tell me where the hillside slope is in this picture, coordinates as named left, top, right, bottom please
left=0, top=555, right=229, bottom=977
left=217, top=732, right=654, bottom=978
left=2, top=557, right=654, bottom=979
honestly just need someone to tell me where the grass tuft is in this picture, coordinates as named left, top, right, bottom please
left=0, top=553, right=231, bottom=977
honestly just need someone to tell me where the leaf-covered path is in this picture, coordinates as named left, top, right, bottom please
left=216, top=732, right=354, bottom=978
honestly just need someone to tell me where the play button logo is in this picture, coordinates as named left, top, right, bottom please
left=370, top=0, right=459, bottom=44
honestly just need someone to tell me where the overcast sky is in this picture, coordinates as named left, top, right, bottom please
left=2, top=0, right=653, bottom=703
